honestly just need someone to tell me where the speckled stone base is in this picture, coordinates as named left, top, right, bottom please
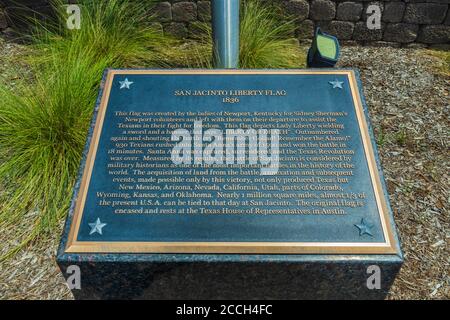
left=57, top=254, right=402, bottom=299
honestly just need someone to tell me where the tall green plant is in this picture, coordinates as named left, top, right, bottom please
left=0, top=0, right=170, bottom=260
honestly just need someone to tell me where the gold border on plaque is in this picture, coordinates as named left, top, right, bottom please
left=65, top=70, right=399, bottom=255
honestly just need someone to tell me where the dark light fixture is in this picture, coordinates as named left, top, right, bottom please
left=307, top=28, right=340, bottom=68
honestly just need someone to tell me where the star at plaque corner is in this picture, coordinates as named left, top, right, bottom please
left=119, top=78, right=134, bottom=89
left=354, top=218, right=373, bottom=237
left=89, top=218, right=107, bottom=235
left=329, top=79, right=344, bottom=89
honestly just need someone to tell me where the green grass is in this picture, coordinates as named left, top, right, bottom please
left=376, top=128, right=387, bottom=147
left=426, top=49, right=450, bottom=76
left=395, top=128, right=408, bottom=147
left=240, top=0, right=304, bottom=68
left=0, top=0, right=171, bottom=260
left=185, top=0, right=306, bottom=68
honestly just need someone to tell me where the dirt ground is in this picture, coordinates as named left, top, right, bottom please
left=0, top=39, right=448, bottom=299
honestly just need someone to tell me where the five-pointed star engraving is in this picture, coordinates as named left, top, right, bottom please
left=88, top=218, right=107, bottom=235
left=329, top=79, right=344, bottom=89
left=119, top=78, right=134, bottom=89
left=355, top=218, right=373, bottom=237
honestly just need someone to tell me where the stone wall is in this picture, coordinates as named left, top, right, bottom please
left=1, top=0, right=449, bottom=47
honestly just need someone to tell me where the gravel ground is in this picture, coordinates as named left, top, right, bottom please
left=0, top=38, right=448, bottom=300
left=338, top=46, right=449, bottom=299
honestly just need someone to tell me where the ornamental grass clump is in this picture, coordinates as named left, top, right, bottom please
left=0, top=0, right=171, bottom=260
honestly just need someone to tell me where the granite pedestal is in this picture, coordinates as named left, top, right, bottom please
left=57, top=69, right=403, bottom=299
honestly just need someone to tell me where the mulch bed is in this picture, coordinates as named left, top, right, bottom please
left=338, top=46, right=449, bottom=299
left=0, top=39, right=448, bottom=299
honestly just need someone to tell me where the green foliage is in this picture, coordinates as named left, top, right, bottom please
left=239, top=0, right=304, bottom=68
left=186, top=0, right=306, bottom=68
left=426, top=49, right=450, bottom=76
left=0, top=0, right=307, bottom=260
left=395, top=128, right=408, bottom=147
left=0, top=0, right=171, bottom=260
left=376, top=128, right=387, bottom=147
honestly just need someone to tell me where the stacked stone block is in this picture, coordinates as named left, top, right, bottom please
left=0, top=0, right=449, bottom=47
